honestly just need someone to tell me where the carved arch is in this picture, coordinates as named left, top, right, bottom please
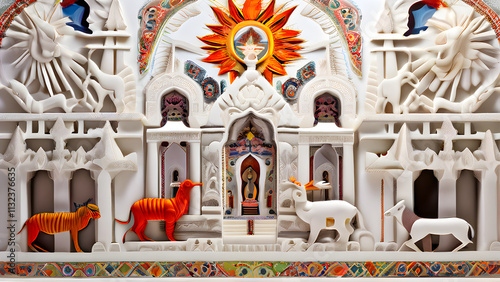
left=144, top=73, right=204, bottom=127
left=298, top=77, right=356, bottom=128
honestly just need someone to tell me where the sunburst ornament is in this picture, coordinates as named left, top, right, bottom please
left=198, top=0, right=304, bottom=83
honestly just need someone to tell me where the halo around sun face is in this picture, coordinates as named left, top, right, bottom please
left=230, top=21, right=274, bottom=64
left=198, top=0, right=304, bottom=83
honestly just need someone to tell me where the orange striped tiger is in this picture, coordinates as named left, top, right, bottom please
left=116, top=179, right=202, bottom=242
left=18, top=203, right=101, bottom=252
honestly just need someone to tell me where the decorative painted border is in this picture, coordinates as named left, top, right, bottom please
left=0, top=0, right=36, bottom=46
left=463, top=0, right=500, bottom=39
left=308, top=0, right=363, bottom=77
left=138, top=0, right=197, bottom=74
left=1, top=261, right=500, bottom=277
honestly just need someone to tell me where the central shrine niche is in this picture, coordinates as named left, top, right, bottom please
left=223, top=115, right=276, bottom=218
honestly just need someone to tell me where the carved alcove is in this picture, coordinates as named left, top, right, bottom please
left=223, top=114, right=277, bottom=218
left=159, top=142, right=188, bottom=199
left=299, top=77, right=356, bottom=129
left=314, top=94, right=341, bottom=127
left=160, top=92, right=190, bottom=127
left=70, top=169, right=96, bottom=252
left=309, top=144, right=341, bottom=201
left=144, top=73, right=204, bottom=128
left=29, top=171, right=55, bottom=252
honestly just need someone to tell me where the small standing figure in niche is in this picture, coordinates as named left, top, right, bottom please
left=241, top=157, right=260, bottom=215
left=322, top=171, right=330, bottom=200
left=170, top=170, right=181, bottom=198
left=116, top=179, right=203, bottom=242
left=18, top=199, right=100, bottom=252
left=61, top=0, right=93, bottom=34
left=242, top=166, right=258, bottom=200
left=226, top=190, right=234, bottom=215
left=267, top=190, right=275, bottom=214
left=266, top=190, right=273, bottom=208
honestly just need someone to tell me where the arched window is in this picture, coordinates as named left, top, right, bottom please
left=172, top=170, right=179, bottom=182
left=160, top=92, right=189, bottom=127
left=159, top=142, right=187, bottom=199
left=314, top=94, right=341, bottom=127
left=172, top=170, right=180, bottom=197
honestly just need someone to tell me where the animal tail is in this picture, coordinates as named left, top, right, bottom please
left=468, top=222, right=475, bottom=240
left=115, top=209, right=132, bottom=224
left=115, top=209, right=133, bottom=243
left=17, top=221, right=28, bottom=235
left=32, top=243, right=49, bottom=252
left=122, top=229, right=131, bottom=244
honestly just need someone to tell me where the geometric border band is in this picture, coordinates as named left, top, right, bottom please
left=2, top=261, right=500, bottom=278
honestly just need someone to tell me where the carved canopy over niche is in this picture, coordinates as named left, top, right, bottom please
left=144, top=72, right=204, bottom=127
left=298, top=76, right=356, bottom=128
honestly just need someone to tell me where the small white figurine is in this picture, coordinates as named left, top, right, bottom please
left=384, top=200, right=474, bottom=252
left=292, top=182, right=366, bottom=248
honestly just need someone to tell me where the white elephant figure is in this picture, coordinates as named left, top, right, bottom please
left=291, top=184, right=368, bottom=248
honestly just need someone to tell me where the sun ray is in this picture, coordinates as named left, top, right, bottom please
left=40, top=62, right=54, bottom=96
left=13, top=49, right=30, bottom=66
left=46, top=62, right=62, bottom=93
left=268, top=6, right=297, bottom=32
left=242, top=0, right=261, bottom=20
left=228, top=0, right=245, bottom=22
left=36, top=61, right=44, bottom=89
left=53, top=59, right=72, bottom=92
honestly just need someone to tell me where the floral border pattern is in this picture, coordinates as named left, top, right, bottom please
left=1, top=261, right=500, bottom=277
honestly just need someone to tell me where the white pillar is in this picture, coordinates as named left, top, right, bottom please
left=298, top=143, right=309, bottom=186
left=396, top=170, right=414, bottom=246
left=146, top=141, right=159, bottom=198
left=96, top=170, right=112, bottom=251
left=18, top=168, right=29, bottom=252
left=343, top=143, right=355, bottom=204
left=383, top=174, right=395, bottom=243
left=435, top=170, right=458, bottom=251
left=438, top=174, right=457, bottom=217
left=189, top=140, right=201, bottom=215
left=477, top=168, right=498, bottom=251
left=0, top=170, right=7, bottom=251
left=52, top=170, right=71, bottom=252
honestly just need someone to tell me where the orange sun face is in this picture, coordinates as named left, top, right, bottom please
left=198, top=0, right=304, bottom=83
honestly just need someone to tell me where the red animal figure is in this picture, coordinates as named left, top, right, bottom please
left=18, top=202, right=101, bottom=252
left=116, top=179, right=203, bottom=242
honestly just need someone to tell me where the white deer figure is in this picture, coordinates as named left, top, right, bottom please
left=291, top=182, right=367, bottom=248
left=384, top=200, right=474, bottom=252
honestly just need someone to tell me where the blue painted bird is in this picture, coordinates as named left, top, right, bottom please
left=61, top=0, right=93, bottom=34
left=404, top=0, right=448, bottom=36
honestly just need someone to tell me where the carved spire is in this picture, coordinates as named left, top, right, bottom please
left=105, top=0, right=127, bottom=31
left=437, top=119, right=457, bottom=153
left=2, top=126, right=27, bottom=166
left=90, top=121, right=137, bottom=173
left=476, top=130, right=500, bottom=163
